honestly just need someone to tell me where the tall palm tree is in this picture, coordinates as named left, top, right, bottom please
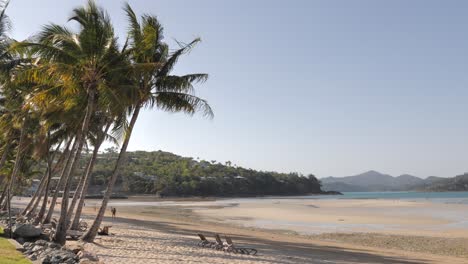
left=70, top=115, right=112, bottom=230
left=82, top=3, right=213, bottom=242
left=65, top=113, right=113, bottom=227
left=35, top=137, right=72, bottom=224
left=23, top=137, right=63, bottom=218
left=17, top=0, right=129, bottom=245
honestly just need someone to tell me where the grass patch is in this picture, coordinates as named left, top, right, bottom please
left=0, top=227, right=31, bottom=264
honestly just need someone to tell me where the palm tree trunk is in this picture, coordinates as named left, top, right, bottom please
left=54, top=128, right=85, bottom=244
left=71, top=122, right=110, bottom=230
left=55, top=89, right=96, bottom=245
left=22, top=172, right=47, bottom=216
left=3, top=117, right=28, bottom=210
left=23, top=141, right=65, bottom=217
left=82, top=104, right=141, bottom=242
left=0, top=141, right=12, bottom=183
left=24, top=174, right=47, bottom=217
left=0, top=179, right=9, bottom=210
left=43, top=137, right=77, bottom=224
left=65, top=165, right=86, bottom=224
left=34, top=133, right=59, bottom=225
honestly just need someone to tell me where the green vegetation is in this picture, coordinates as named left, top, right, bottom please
left=418, top=173, right=468, bottom=192
left=0, top=0, right=212, bottom=244
left=89, top=150, right=322, bottom=197
left=0, top=227, right=31, bottom=264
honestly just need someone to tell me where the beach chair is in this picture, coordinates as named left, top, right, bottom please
left=224, top=236, right=258, bottom=255
left=78, top=220, right=88, bottom=232
left=214, top=234, right=225, bottom=250
left=51, top=218, right=58, bottom=229
left=67, top=229, right=84, bottom=240
left=98, top=225, right=112, bottom=236
left=197, top=234, right=215, bottom=248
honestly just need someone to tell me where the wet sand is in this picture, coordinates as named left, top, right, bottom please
left=188, top=198, right=468, bottom=237
left=78, top=197, right=468, bottom=263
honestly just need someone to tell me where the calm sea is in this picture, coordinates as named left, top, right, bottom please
left=103, top=191, right=468, bottom=207
left=302, top=191, right=468, bottom=204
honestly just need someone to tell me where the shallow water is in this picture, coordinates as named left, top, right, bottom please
left=310, top=191, right=468, bottom=204
left=106, top=191, right=468, bottom=207
left=97, top=192, right=468, bottom=236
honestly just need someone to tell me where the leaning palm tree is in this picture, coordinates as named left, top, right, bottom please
left=66, top=112, right=115, bottom=229
left=82, top=3, right=213, bottom=242
left=0, top=88, right=31, bottom=210
left=0, top=0, right=22, bottom=200
left=16, top=0, right=129, bottom=245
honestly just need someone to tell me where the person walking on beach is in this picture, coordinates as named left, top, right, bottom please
left=111, top=207, right=116, bottom=219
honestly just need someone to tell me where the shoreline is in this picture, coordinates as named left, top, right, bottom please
left=80, top=197, right=468, bottom=263
left=8, top=196, right=468, bottom=263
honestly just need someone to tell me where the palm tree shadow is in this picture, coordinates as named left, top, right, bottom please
left=90, top=215, right=437, bottom=264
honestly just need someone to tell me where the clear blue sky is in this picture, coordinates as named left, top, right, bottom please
left=7, top=0, right=468, bottom=178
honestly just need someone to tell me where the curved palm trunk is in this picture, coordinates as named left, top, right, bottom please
left=3, top=119, right=28, bottom=237
left=34, top=135, right=58, bottom=225
left=23, top=141, right=64, bottom=217
left=55, top=90, right=96, bottom=245
left=0, top=141, right=12, bottom=183
left=82, top=105, right=141, bottom=242
left=71, top=123, right=110, bottom=230
left=22, top=172, right=47, bottom=216
left=0, top=179, right=9, bottom=210
left=0, top=142, right=12, bottom=168
left=64, top=166, right=86, bottom=224
left=43, top=138, right=76, bottom=224
left=24, top=175, right=47, bottom=217
left=3, top=117, right=28, bottom=210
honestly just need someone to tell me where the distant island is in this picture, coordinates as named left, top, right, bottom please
left=65, top=150, right=328, bottom=197
left=321, top=170, right=468, bottom=192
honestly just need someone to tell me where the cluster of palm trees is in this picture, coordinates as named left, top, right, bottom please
left=0, top=0, right=212, bottom=245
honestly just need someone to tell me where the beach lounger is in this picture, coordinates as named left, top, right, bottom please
left=42, top=223, right=53, bottom=229
left=214, top=234, right=225, bottom=250
left=67, top=230, right=84, bottom=240
left=197, top=234, right=215, bottom=248
left=51, top=218, right=58, bottom=229
left=78, top=220, right=88, bottom=232
left=224, top=236, right=257, bottom=255
left=98, top=225, right=112, bottom=236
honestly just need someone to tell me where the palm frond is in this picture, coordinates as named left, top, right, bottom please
left=152, top=91, right=213, bottom=118
left=158, top=38, right=201, bottom=77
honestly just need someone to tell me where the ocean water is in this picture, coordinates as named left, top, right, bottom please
left=304, top=191, right=468, bottom=204
left=104, top=191, right=468, bottom=207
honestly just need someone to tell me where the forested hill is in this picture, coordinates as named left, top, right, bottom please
left=416, top=173, right=468, bottom=192
left=88, top=150, right=323, bottom=197
left=320, top=170, right=468, bottom=192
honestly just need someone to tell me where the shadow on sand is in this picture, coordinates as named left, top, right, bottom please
left=86, top=214, right=435, bottom=264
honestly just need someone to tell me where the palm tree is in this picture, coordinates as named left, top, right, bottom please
left=17, top=0, right=129, bottom=245
left=82, top=3, right=213, bottom=242
left=34, top=137, right=72, bottom=224
left=66, top=113, right=112, bottom=226
left=70, top=115, right=112, bottom=230
left=23, top=136, right=64, bottom=218
left=21, top=137, right=62, bottom=217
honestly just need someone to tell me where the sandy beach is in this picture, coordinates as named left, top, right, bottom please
left=75, top=197, right=468, bottom=264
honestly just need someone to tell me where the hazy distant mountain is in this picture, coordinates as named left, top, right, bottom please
left=321, top=170, right=425, bottom=192
left=321, top=171, right=468, bottom=192
left=424, top=176, right=445, bottom=183
left=416, top=173, right=468, bottom=192
left=395, top=174, right=425, bottom=186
